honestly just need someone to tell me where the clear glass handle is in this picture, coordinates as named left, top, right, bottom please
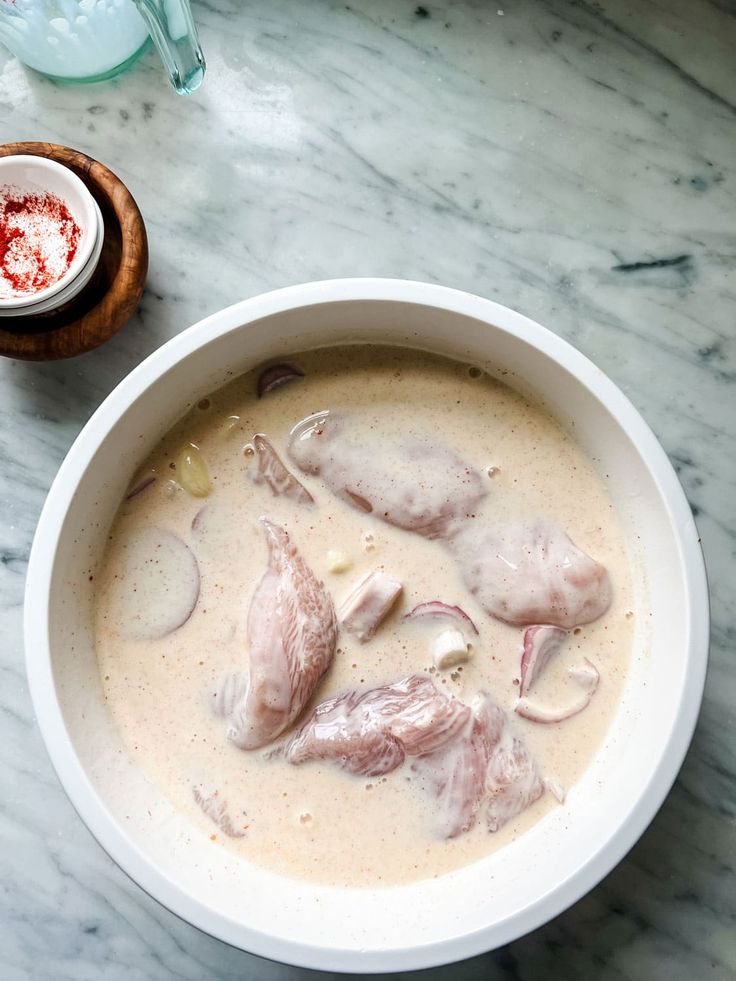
left=134, top=0, right=205, bottom=95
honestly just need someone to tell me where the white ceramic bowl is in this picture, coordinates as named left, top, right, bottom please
left=0, top=155, right=98, bottom=309
left=24, top=280, right=709, bottom=973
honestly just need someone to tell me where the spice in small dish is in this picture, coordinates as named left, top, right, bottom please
left=0, top=186, right=81, bottom=299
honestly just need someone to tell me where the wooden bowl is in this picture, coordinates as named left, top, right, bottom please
left=0, top=142, right=148, bottom=361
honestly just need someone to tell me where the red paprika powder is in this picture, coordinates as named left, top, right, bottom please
left=0, top=186, right=81, bottom=299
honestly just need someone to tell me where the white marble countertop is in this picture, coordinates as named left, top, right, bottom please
left=1, top=1, right=734, bottom=978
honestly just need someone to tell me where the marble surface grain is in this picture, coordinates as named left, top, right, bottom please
left=0, top=0, right=734, bottom=978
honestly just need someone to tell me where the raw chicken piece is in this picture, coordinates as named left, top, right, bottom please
left=484, top=715, right=544, bottom=831
left=452, top=519, right=612, bottom=628
left=224, top=519, right=337, bottom=749
left=410, top=696, right=500, bottom=837
left=252, top=434, right=314, bottom=505
left=339, top=570, right=403, bottom=642
left=412, top=694, right=543, bottom=837
left=288, top=411, right=486, bottom=539
left=284, top=674, right=471, bottom=776
left=285, top=675, right=543, bottom=839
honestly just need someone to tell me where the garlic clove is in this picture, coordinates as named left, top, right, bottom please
left=177, top=442, right=212, bottom=497
left=432, top=627, right=471, bottom=671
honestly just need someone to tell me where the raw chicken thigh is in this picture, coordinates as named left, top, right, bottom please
left=452, top=519, right=612, bottom=628
left=287, top=412, right=610, bottom=632
left=412, top=693, right=543, bottom=837
left=288, top=411, right=486, bottom=540
left=284, top=674, right=471, bottom=776
left=222, top=519, right=337, bottom=749
left=285, top=674, right=543, bottom=838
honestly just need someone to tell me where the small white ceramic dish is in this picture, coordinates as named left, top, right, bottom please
left=0, top=154, right=98, bottom=309
left=24, top=280, right=709, bottom=973
left=0, top=198, right=105, bottom=318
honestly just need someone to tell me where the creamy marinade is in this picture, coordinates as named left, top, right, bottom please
left=95, top=346, right=635, bottom=887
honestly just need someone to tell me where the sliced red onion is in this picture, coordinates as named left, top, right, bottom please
left=403, top=601, right=479, bottom=635
left=515, top=691, right=591, bottom=724
left=515, top=658, right=600, bottom=724
left=193, top=786, right=248, bottom=838
left=125, top=474, right=156, bottom=500
left=544, top=777, right=566, bottom=803
left=257, top=362, right=304, bottom=398
left=111, top=527, right=200, bottom=641
left=252, top=433, right=314, bottom=504
left=568, top=658, right=600, bottom=693
left=520, top=624, right=567, bottom=695
left=191, top=505, right=208, bottom=533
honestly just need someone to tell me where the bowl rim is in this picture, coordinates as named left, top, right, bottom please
left=23, top=278, right=710, bottom=972
left=0, top=154, right=98, bottom=308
